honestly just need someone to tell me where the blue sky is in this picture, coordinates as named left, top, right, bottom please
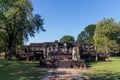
left=26, top=0, right=120, bottom=44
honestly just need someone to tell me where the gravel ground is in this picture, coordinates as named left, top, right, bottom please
left=41, top=68, right=86, bottom=80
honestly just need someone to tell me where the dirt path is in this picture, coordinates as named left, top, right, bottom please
left=41, top=68, right=86, bottom=80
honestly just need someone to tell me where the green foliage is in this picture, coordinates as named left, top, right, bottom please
left=60, top=35, right=75, bottom=43
left=77, top=24, right=96, bottom=44
left=94, top=18, right=120, bottom=54
left=0, top=0, right=45, bottom=60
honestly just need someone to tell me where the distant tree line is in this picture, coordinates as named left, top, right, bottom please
left=60, top=35, right=75, bottom=43
left=60, top=18, right=120, bottom=56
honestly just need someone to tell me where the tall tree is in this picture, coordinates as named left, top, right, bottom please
left=60, top=35, right=75, bottom=43
left=0, top=0, right=45, bottom=60
left=77, top=24, right=96, bottom=43
left=94, top=18, right=120, bottom=56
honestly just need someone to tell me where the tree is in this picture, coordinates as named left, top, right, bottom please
left=94, top=18, right=120, bottom=57
left=0, top=0, right=45, bottom=60
left=60, top=35, right=75, bottom=43
left=0, top=35, right=8, bottom=58
left=77, top=24, right=96, bottom=44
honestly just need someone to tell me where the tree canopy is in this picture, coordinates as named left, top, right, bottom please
left=77, top=18, right=120, bottom=57
left=60, top=35, right=75, bottom=43
left=77, top=24, right=96, bottom=44
left=94, top=18, right=120, bottom=54
left=0, top=0, right=45, bottom=60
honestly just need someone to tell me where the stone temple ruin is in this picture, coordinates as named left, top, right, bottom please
left=16, top=41, right=108, bottom=68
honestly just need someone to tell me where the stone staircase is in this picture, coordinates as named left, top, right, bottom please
left=58, top=60, right=72, bottom=68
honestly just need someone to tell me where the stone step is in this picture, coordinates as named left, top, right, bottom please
left=58, top=60, right=72, bottom=68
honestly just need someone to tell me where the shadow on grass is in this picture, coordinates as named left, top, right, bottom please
left=85, top=61, right=97, bottom=68
left=83, top=57, right=120, bottom=80
left=8, top=68, right=47, bottom=80
left=0, top=58, right=48, bottom=80
left=85, top=71, right=120, bottom=80
left=0, top=66, right=47, bottom=80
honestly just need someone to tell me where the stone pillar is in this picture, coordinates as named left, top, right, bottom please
left=64, top=43, right=68, bottom=52
left=76, top=46, right=80, bottom=60
left=44, top=47, right=47, bottom=58
left=50, top=46, right=53, bottom=51
left=72, top=47, right=77, bottom=60
left=72, top=46, right=80, bottom=60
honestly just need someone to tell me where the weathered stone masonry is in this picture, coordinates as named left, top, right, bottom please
left=25, top=41, right=99, bottom=61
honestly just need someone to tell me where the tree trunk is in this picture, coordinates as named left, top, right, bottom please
left=4, top=51, right=8, bottom=59
left=7, top=39, right=14, bottom=61
left=8, top=49, right=12, bottom=61
left=7, top=34, right=14, bottom=61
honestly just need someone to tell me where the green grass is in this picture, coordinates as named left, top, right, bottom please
left=80, top=57, right=120, bottom=80
left=0, top=58, right=47, bottom=80
left=1, top=57, right=120, bottom=80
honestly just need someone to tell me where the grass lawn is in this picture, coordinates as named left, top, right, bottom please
left=0, top=58, right=48, bottom=80
left=79, top=57, right=120, bottom=80
left=1, top=57, right=120, bottom=80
